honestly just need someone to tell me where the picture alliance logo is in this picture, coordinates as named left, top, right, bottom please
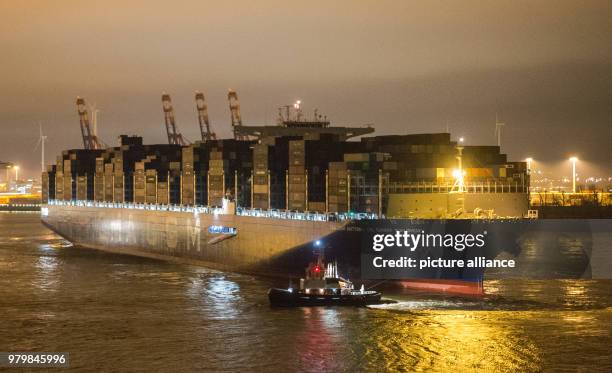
left=372, top=230, right=487, bottom=252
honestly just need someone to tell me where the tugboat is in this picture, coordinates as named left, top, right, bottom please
left=268, top=254, right=382, bottom=307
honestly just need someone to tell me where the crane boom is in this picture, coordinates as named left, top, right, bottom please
left=161, top=93, right=189, bottom=146
left=227, top=89, right=246, bottom=140
left=76, top=97, right=104, bottom=150
left=195, top=91, right=216, bottom=142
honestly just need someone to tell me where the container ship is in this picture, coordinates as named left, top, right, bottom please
left=41, top=92, right=540, bottom=294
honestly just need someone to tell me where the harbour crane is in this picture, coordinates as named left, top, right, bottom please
left=195, top=91, right=216, bottom=142
left=89, top=102, right=100, bottom=139
left=227, top=89, right=246, bottom=140
left=76, top=97, right=105, bottom=150
left=0, top=161, right=14, bottom=184
left=161, top=93, right=190, bottom=146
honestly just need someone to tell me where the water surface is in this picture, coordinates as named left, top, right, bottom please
left=1, top=213, right=610, bottom=372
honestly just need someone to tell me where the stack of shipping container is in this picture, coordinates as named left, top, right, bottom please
left=252, top=143, right=270, bottom=209
left=181, top=146, right=196, bottom=205
left=287, top=140, right=306, bottom=211
left=41, top=132, right=527, bottom=214
left=327, top=162, right=348, bottom=213
left=208, top=149, right=226, bottom=207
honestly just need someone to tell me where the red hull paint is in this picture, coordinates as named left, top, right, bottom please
left=398, top=279, right=484, bottom=296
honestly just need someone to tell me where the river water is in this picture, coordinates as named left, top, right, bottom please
left=1, top=213, right=611, bottom=372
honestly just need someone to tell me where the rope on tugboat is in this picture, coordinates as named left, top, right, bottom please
left=367, top=280, right=389, bottom=290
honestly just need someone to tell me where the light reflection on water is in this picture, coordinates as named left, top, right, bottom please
left=33, top=255, right=59, bottom=292
left=0, top=214, right=611, bottom=372
left=203, top=275, right=242, bottom=320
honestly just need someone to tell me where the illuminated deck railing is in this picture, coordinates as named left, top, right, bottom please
left=46, top=199, right=379, bottom=222
left=386, top=179, right=527, bottom=194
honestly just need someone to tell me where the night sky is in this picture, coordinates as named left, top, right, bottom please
left=1, top=0, right=611, bottom=178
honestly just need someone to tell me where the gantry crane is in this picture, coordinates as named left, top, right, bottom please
left=161, top=93, right=189, bottom=146
left=1, top=161, right=14, bottom=175
left=195, top=91, right=216, bottom=142
left=227, top=89, right=247, bottom=140
left=76, top=97, right=105, bottom=150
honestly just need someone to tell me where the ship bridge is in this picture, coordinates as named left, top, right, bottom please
left=235, top=99, right=375, bottom=141
left=234, top=124, right=374, bottom=141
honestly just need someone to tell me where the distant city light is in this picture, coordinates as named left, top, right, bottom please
left=458, top=137, right=464, bottom=143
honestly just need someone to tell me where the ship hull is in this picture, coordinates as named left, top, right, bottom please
left=41, top=204, right=350, bottom=278
left=41, top=204, right=602, bottom=286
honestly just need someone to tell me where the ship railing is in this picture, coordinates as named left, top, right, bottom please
left=386, top=179, right=527, bottom=194
left=46, top=200, right=380, bottom=221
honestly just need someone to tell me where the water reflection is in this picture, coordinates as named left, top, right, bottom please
left=295, top=308, right=345, bottom=372
left=358, top=310, right=543, bottom=372
left=32, top=244, right=60, bottom=293
left=203, top=275, right=242, bottom=320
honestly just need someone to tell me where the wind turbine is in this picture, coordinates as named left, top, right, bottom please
left=34, top=122, right=48, bottom=173
left=494, top=113, right=505, bottom=148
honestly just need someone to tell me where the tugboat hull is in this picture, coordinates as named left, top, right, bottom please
left=268, top=288, right=382, bottom=307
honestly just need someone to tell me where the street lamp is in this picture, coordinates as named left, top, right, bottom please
left=453, top=145, right=465, bottom=193
left=525, top=158, right=533, bottom=175
left=569, top=157, right=578, bottom=193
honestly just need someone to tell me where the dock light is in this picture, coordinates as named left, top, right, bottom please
left=452, top=169, right=465, bottom=180
left=452, top=168, right=466, bottom=193
left=570, top=157, right=578, bottom=193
